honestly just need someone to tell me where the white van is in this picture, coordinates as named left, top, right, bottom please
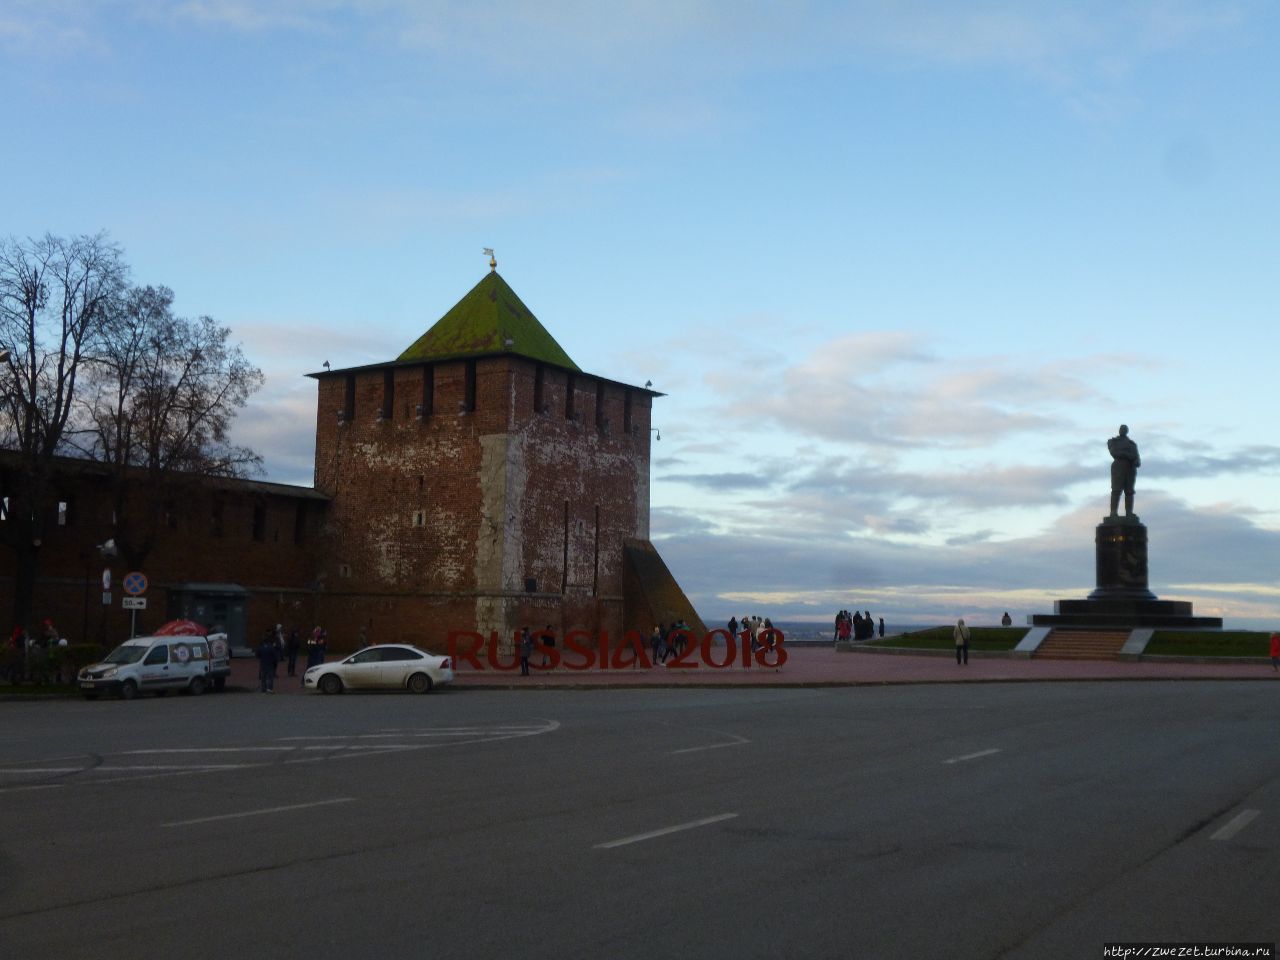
left=78, top=635, right=215, bottom=700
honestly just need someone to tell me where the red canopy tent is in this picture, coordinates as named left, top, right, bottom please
left=153, top=619, right=208, bottom=637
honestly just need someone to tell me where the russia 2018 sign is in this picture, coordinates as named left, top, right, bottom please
left=447, top=628, right=787, bottom=671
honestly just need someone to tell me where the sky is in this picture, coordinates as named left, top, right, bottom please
left=3, top=1, right=1279, bottom=628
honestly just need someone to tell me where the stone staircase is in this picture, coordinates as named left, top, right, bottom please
left=1034, top=629, right=1130, bottom=661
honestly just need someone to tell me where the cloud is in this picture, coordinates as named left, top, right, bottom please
left=166, top=0, right=329, bottom=32
left=654, top=492, right=1280, bottom=629
left=659, top=470, right=782, bottom=493
left=0, top=0, right=98, bottom=55
left=1143, top=444, right=1280, bottom=481
left=228, top=383, right=316, bottom=485
left=712, top=333, right=1124, bottom=449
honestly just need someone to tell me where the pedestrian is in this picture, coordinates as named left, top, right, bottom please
left=285, top=628, right=300, bottom=677
left=271, top=624, right=284, bottom=677
left=729, top=616, right=739, bottom=642
left=540, top=624, right=555, bottom=667
left=837, top=615, right=851, bottom=644
left=306, top=626, right=327, bottom=672
left=1270, top=631, right=1279, bottom=672
left=519, top=626, right=533, bottom=676
left=954, top=618, right=971, bottom=666
left=1001, top=611, right=1013, bottom=627
left=257, top=632, right=279, bottom=692
left=878, top=617, right=885, bottom=639
left=650, top=625, right=662, bottom=666
left=672, top=620, right=688, bottom=658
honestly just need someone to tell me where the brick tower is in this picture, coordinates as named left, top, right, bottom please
left=310, top=265, right=702, bottom=651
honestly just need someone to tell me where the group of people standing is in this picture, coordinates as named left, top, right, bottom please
left=518, top=625, right=558, bottom=676
left=5, top=618, right=65, bottom=684
left=648, top=620, right=695, bottom=664
left=726, top=616, right=776, bottom=653
left=834, top=609, right=882, bottom=642
left=257, top=624, right=328, bottom=692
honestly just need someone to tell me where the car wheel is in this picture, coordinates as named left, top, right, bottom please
left=319, top=673, right=343, bottom=695
left=188, top=676, right=206, bottom=696
left=407, top=672, right=433, bottom=694
left=120, top=680, right=138, bottom=701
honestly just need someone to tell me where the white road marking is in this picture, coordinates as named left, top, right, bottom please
left=0, top=720, right=561, bottom=794
left=671, top=733, right=750, bottom=755
left=595, top=813, right=739, bottom=849
left=123, top=746, right=299, bottom=754
left=943, top=748, right=1002, bottom=765
left=1210, top=808, right=1260, bottom=841
left=163, top=797, right=358, bottom=828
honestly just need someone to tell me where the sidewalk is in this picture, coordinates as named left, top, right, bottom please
left=230, top=646, right=1279, bottom=693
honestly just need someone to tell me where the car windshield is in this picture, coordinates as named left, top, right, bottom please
left=103, top=645, right=148, bottom=665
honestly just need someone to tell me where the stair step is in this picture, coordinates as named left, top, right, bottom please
left=1034, top=629, right=1129, bottom=661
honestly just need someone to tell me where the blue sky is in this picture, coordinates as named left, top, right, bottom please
left=4, top=1, right=1278, bottom=627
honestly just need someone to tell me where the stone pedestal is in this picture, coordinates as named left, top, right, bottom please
left=1089, top=517, right=1155, bottom=601
left=1032, top=516, right=1221, bottom=629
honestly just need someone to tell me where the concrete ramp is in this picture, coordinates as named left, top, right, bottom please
left=623, top=539, right=706, bottom=637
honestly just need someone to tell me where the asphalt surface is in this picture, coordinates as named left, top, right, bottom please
left=1, top=681, right=1276, bottom=959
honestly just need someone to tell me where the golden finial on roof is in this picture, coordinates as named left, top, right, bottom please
left=483, top=247, right=496, bottom=272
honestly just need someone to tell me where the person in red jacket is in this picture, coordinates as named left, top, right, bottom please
left=1270, top=631, right=1279, bottom=672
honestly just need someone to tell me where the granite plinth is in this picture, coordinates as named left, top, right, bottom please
left=1089, top=516, right=1155, bottom=600
left=1031, top=598, right=1222, bottom=629
left=1032, top=516, right=1222, bottom=629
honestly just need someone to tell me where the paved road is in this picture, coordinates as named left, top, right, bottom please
left=1, top=683, right=1276, bottom=959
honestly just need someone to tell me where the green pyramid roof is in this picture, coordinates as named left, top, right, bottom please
left=397, top=271, right=580, bottom=370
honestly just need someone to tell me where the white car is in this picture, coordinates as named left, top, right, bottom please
left=303, top=644, right=454, bottom=694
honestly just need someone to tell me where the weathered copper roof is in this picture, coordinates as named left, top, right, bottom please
left=397, top=271, right=580, bottom=370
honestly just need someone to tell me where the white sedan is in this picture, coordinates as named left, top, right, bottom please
left=303, top=644, right=454, bottom=694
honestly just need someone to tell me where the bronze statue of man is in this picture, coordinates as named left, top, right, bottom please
left=1107, top=424, right=1140, bottom=518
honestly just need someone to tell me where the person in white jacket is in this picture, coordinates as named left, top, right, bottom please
left=953, top=619, right=971, bottom=666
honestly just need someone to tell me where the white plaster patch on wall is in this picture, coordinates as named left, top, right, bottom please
left=431, top=508, right=466, bottom=587
left=501, top=433, right=527, bottom=591
left=476, top=433, right=511, bottom=597
left=367, top=513, right=402, bottom=582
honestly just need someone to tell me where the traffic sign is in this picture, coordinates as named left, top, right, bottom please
left=121, top=597, right=147, bottom=610
left=122, top=571, right=148, bottom=596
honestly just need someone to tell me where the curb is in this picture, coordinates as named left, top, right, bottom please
left=450, top=675, right=1280, bottom=690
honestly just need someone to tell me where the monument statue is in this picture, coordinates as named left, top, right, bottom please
left=1107, top=424, right=1140, bottom=518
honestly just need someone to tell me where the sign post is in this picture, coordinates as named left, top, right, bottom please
left=122, top=572, right=148, bottom=639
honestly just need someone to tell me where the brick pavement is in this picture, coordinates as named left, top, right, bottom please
left=230, top=644, right=1278, bottom=694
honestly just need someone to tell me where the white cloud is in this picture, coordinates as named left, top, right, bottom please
left=707, top=332, right=1124, bottom=449
left=655, top=492, right=1280, bottom=629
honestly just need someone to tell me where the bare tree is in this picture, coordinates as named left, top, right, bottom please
left=0, top=233, right=126, bottom=631
left=71, top=284, right=265, bottom=570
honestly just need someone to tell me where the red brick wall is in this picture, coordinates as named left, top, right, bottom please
left=311, top=356, right=654, bottom=650
left=0, top=469, right=323, bottom=647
